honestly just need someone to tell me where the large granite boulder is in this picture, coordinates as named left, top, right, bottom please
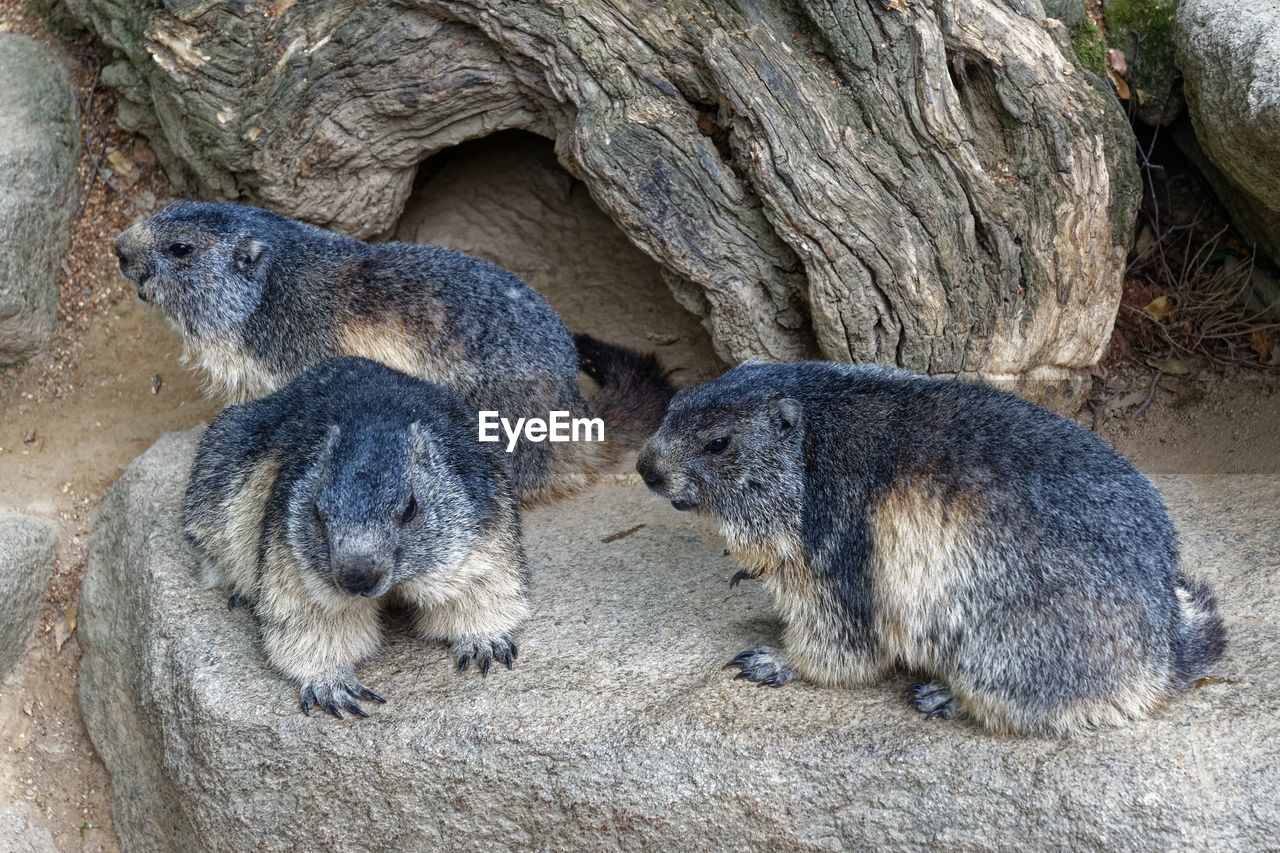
left=1175, top=0, right=1280, bottom=267
left=0, top=512, right=59, bottom=679
left=0, top=34, right=79, bottom=363
left=80, top=430, right=1273, bottom=851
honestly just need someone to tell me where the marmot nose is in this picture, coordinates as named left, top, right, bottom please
left=113, top=233, right=133, bottom=270
left=635, top=453, right=666, bottom=492
left=334, top=556, right=386, bottom=597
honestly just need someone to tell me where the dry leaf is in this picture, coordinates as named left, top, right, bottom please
left=1146, top=356, right=1190, bottom=375
left=885, top=0, right=907, bottom=11
left=1107, top=48, right=1128, bottom=77
left=1143, top=295, right=1176, bottom=321
left=1251, top=329, right=1272, bottom=364
left=54, top=607, right=77, bottom=653
left=644, top=331, right=680, bottom=345
left=1106, top=49, right=1130, bottom=100
left=1133, top=225, right=1154, bottom=257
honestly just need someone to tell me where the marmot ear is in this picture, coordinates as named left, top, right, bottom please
left=774, top=398, right=802, bottom=434
left=233, top=237, right=265, bottom=272
left=409, top=421, right=437, bottom=467
left=317, top=424, right=340, bottom=474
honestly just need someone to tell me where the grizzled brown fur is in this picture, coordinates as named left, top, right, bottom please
left=116, top=201, right=672, bottom=505
left=637, top=361, right=1226, bottom=735
left=184, top=358, right=528, bottom=718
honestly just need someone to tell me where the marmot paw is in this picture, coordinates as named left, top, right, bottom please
left=726, top=647, right=798, bottom=687
left=452, top=635, right=518, bottom=677
left=299, top=677, right=386, bottom=719
left=905, top=681, right=958, bottom=720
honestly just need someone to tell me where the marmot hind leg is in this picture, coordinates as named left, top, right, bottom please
left=943, top=585, right=1175, bottom=734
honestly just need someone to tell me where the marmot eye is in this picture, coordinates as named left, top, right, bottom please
left=400, top=494, right=418, bottom=525
left=168, top=242, right=193, bottom=257
left=703, top=436, right=731, bottom=454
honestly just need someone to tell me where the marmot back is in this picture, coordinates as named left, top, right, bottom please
left=637, top=361, right=1226, bottom=735
left=116, top=201, right=672, bottom=505
left=184, top=357, right=528, bottom=718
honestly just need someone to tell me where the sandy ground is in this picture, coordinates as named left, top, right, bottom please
left=1, top=11, right=1278, bottom=853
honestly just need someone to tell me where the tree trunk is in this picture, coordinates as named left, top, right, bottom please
left=65, top=0, right=1140, bottom=404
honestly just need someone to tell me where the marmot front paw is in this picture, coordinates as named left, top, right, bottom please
left=452, top=636, right=518, bottom=677
left=300, top=674, right=386, bottom=719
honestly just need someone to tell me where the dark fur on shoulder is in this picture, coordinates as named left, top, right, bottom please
left=637, top=361, right=1226, bottom=735
left=116, top=201, right=667, bottom=504
left=183, top=357, right=528, bottom=718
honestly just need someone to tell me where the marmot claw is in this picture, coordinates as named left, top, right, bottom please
left=726, top=647, right=798, bottom=687
left=452, top=636, right=518, bottom=677
left=300, top=678, right=386, bottom=719
left=906, top=681, right=958, bottom=720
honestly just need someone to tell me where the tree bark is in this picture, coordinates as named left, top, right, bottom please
left=65, top=0, right=1140, bottom=402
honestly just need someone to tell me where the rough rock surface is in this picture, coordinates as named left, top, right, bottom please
left=0, top=812, right=58, bottom=853
left=0, top=34, right=80, bottom=363
left=0, top=513, right=59, bottom=680
left=1175, top=0, right=1280, bottom=266
left=62, top=0, right=1138, bottom=401
left=81, top=430, right=1273, bottom=851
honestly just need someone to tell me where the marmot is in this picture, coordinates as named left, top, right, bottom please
left=114, top=200, right=672, bottom=505
left=183, top=357, right=527, bottom=718
left=636, top=361, right=1226, bottom=735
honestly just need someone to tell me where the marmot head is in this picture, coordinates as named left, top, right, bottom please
left=285, top=419, right=481, bottom=600
left=113, top=201, right=275, bottom=338
left=636, top=362, right=805, bottom=543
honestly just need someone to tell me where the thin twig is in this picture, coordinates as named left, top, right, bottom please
left=75, top=53, right=103, bottom=215
left=1132, top=370, right=1161, bottom=417
left=72, top=49, right=156, bottom=214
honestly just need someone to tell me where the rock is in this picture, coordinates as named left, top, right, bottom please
left=1175, top=0, right=1280, bottom=267
left=61, top=1, right=1138, bottom=401
left=0, top=812, right=58, bottom=853
left=0, top=34, right=80, bottom=364
left=81, top=430, right=1274, bottom=850
left=0, top=513, right=59, bottom=679
left=1044, top=0, right=1086, bottom=31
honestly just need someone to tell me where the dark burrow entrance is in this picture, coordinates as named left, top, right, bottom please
left=396, top=131, right=723, bottom=387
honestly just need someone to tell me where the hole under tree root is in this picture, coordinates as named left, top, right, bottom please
left=394, top=131, right=724, bottom=388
